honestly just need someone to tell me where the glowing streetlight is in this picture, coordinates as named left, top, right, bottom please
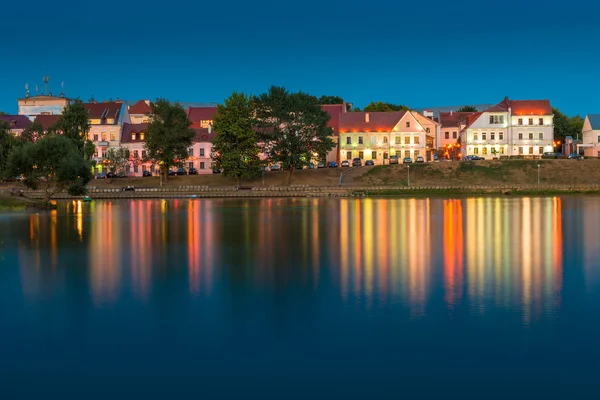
left=537, top=164, right=541, bottom=186
left=407, top=164, right=410, bottom=186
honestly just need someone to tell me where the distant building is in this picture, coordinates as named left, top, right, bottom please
left=128, top=100, right=152, bottom=124
left=187, top=106, right=218, bottom=174
left=83, top=101, right=130, bottom=170
left=120, top=123, right=151, bottom=175
left=438, top=111, right=477, bottom=149
left=580, top=115, right=600, bottom=157
left=0, top=115, right=32, bottom=136
left=18, top=95, right=69, bottom=120
left=460, top=97, right=554, bottom=159
left=321, top=104, right=346, bottom=163
left=33, top=115, right=61, bottom=132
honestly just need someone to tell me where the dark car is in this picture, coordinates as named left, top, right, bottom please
left=328, top=161, right=338, bottom=168
left=107, top=171, right=115, bottom=179
left=212, top=168, right=221, bottom=174
left=365, top=160, right=375, bottom=166
left=142, top=170, right=152, bottom=177
left=168, top=170, right=177, bottom=176
left=177, top=168, right=186, bottom=176
left=389, top=155, right=399, bottom=164
left=270, top=164, right=281, bottom=172
left=96, top=172, right=107, bottom=179
left=188, top=167, right=198, bottom=175
left=403, top=157, right=413, bottom=164
left=317, top=162, right=326, bottom=168
left=471, top=156, right=484, bottom=161
left=541, top=152, right=558, bottom=159
left=568, top=153, right=583, bottom=160
left=352, top=158, right=362, bottom=167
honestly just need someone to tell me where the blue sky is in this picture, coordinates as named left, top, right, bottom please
left=1, top=0, right=598, bottom=116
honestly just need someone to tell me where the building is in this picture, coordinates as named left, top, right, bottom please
left=84, top=101, right=130, bottom=168
left=438, top=111, right=477, bottom=149
left=187, top=106, right=218, bottom=173
left=460, top=97, right=554, bottom=159
left=0, top=115, right=32, bottom=135
left=18, top=94, right=69, bottom=120
left=120, top=123, right=152, bottom=175
left=128, top=100, right=152, bottom=124
left=338, top=110, right=438, bottom=164
left=580, top=115, right=600, bottom=157
left=321, top=104, right=346, bottom=163
left=33, top=115, right=61, bottom=132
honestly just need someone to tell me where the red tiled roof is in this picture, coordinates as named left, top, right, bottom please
left=193, top=128, right=216, bottom=142
left=187, top=106, right=218, bottom=142
left=0, top=115, right=31, bottom=130
left=33, top=115, right=61, bottom=130
left=462, top=112, right=484, bottom=130
left=321, top=104, right=345, bottom=136
left=83, top=102, right=122, bottom=122
left=439, top=111, right=477, bottom=127
left=129, top=100, right=152, bottom=115
left=339, top=111, right=406, bottom=132
left=509, top=100, right=552, bottom=115
left=120, top=123, right=148, bottom=143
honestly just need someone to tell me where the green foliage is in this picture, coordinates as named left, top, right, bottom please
left=255, top=86, right=335, bottom=184
left=105, top=147, right=130, bottom=174
left=553, top=108, right=584, bottom=142
left=212, top=92, right=262, bottom=183
left=363, top=102, right=409, bottom=112
left=54, top=99, right=91, bottom=152
left=456, top=106, right=478, bottom=112
left=19, top=120, right=46, bottom=143
left=5, top=134, right=92, bottom=203
left=0, top=122, right=17, bottom=179
left=145, top=98, right=195, bottom=178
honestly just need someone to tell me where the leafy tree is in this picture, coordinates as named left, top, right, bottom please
left=145, top=98, right=195, bottom=185
left=54, top=99, right=91, bottom=152
left=0, top=122, right=17, bottom=179
left=351, top=107, right=361, bottom=112
left=255, top=86, right=335, bottom=185
left=553, top=108, right=585, bottom=143
left=319, top=95, right=344, bottom=105
left=363, top=102, right=409, bottom=112
left=0, top=111, right=7, bottom=115
left=105, top=147, right=130, bottom=177
left=19, top=120, right=46, bottom=143
left=212, top=92, right=262, bottom=185
left=5, top=134, right=92, bottom=205
left=456, top=106, right=478, bottom=112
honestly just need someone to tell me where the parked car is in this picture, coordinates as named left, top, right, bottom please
left=433, top=154, right=439, bottom=162
left=188, top=167, right=198, bottom=175
left=389, top=155, right=399, bottom=164
left=96, top=172, right=107, bottom=179
left=341, top=160, right=350, bottom=167
left=541, top=152, right=558, bottom=159
left=416, top=156, right=425, bottom=163
left=107, top=171, right=115, bottom=179
left=328, top=161, right=338, bottom=168
left=142, top=170, right=152, bottom=177
left=317, top=162, right=326, bottom=168
left=403, top=157, right=413, bottom=164
left=15, top=175, right=25, bottom=182
left=212, top=168, right=221, bottom=174
left=471, top=156, right=485, bottom=161
left=568, top=153, right=583, bottom=160
left=352, top=158, right=362, bottom=167
left=176, top=168, right=186, bottom=176
left=168, top=170, right=177, bottom=176
left=365, top=160, right=375, bottom=166
left=307, top=163, right=315, bottom=169
left=270, top=164, right=281, bottom=172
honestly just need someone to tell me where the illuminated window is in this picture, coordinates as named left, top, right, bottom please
left=491, top=132, right=495, bottom=140
left=482, top=132, right=487, bottom=140
left=383, top=136, right=388, bottom=144
left=528, top=133, right=533, bottom=140
left=395, top=136, right=401, bottom=145
left=371, top=151, right=377, bottom=159
left=539, top=118, right=544, bottom=125
left=383, top=152, right=388, bottom=159
left=346, top=151, right=352, bottom=160
left=445, top=132, right=449, bottom=139
left=529, top=147, right=533, bottom=154
left=358, top=151, right=364, bottom=159
left=473, top=132, right=478, bottom=140
left=405, top=150, right=410, bottom=158
left=518, top=118, right=523, bottom=125
left=474, top=147, right=479, bottom=155
left=489, top=115, right=504, bottom=124
left=538, top=147, right=544, bottom=154
left=358, top=136, right=363, bottom=144
left=499, top=132, right=504, bottom=140
left=414, top=136, right=420, bottom=144
left=528, top=118, right=533, bottom=125
left=346, top=137, right=351, bottom=145
left=452, top=131, right=457, bottom=139
left=140, top=132, right=145, bottom=140
left=414, top=150, right=420, bottom=157
left=110, top=131, right=116, bottom=141
left=538, top=132, right=543, bottom=140
left=519, top=147, right=524, bottom=154
left=132, top=132, right=136, bottom=141
left=101, top=132, right=107, bottom=141
left=518, top=133, right=523, bottom=140
left=500, top=147, right=504, bottom=154
left=404, top=136, right=410, bottom=144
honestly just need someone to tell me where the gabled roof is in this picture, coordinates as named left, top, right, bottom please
left=0, top=115, right=32, bottom=130
left=321, top=104, right=345, bottom=135
left=439, top=111, right=477, bottom=127
left=33, top=114, right=61, bottom=130
left=187, top=106, right=218, bottom=142
left=128, top=100, right=152, bottom=115
left=339, top=111, right=406, bottom=132
left=588, top=115, right=600, bottom=130
left=120, top=123, right=148, bottom=143
left=83, top=102, right=122, bottom=123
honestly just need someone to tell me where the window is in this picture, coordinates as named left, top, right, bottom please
left=406, top=122, right=410, bottom=128
left=414, top=136, right=420, bottom=144
left=93, top=133, right=98, bottom=142
left=132, top=132, right=136, bottom=141
left=528, top=133, right=533, bottom=140
left=539, top=147, right=544, bottom=154
left=101, top=132, right=107, bottom=141
left=491, top=132, right=495, bottom=140
left=134, top=164, right=139, bottom=173
left=425, top=128, right=430, bottom=133
left=358, top=136, right=363, bottom=144
left=371, top=136, right=377, bottom=144
left=500, top=147, right=505, bottom=154
left=405, top=150, right=410, bottom=158
left=358, top=151, right=364, bottom=159
left=539, top=118, right=544, bottom=125
left=528, top=118, right=533, bottom=125
left=474, top=147, right=479, bottom=155
left=133, top=150, right=139, bottom=159
left=499, top=132, right=504, bottom=140
left=519, top=147, right=524, bottom=155
left=110, top=131, right=116, bottom=141
left=188, top=162, right=193, bottom=169
left=538, top=132, right=543, bottom=140
left=445, top=132, right=449, bottom=139
left=403, top=136, right=410, bottom=144
left=383, top=136, right=388, bottom=144
left=200, top=148, right=205, bottom=157
left=489, top=115, right=504, bottom=124
left=414, top=150, right=420, bottom=157
left=518, top=118, right=523, bottom=125
left=188, top=148, right=193, bottom=157
left=140, top=132, right=145, bottom=140
left=473, top=132, right=478, bottom=140
left=518, top=133, right=523, bottom=140
left=346, top=137, right=351, bottom=145
left=142, top=150, right=147, bottom=159
left=346, top=151, right=352, bottom=160
left=395, top=136, right=401, bottom=145
left=200, top=162, right=205, bottom=169
left=383, top=152, right=388, bottom=160
left=452, top=131, right=457, bottom=139
left=597, top=135, right=600, bottom=143
left=482, top=132, right=487, bottom=140
left=529, top=147, right=533, bottom=154
left=482, top=147, right=487, bottom=155
left=371, top=151, right=377, bottom=159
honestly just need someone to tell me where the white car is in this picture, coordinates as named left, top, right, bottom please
left=341, top=160, right=350, bottom=167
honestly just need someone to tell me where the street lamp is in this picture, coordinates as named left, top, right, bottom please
left=407, top=164, right=410, bottom=186
left=537, top=164, right=540, bottom=186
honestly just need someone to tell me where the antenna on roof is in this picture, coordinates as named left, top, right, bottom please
left=43, top=76, right=49, bottom=95
left=60, top=81, right=65, bottom=98
left=35, top=85, right=39, bottom=95
left=25, top=83, right=29, bottom=98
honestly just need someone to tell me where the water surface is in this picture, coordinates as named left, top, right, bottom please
left=1, top=197, right=600, bottom=398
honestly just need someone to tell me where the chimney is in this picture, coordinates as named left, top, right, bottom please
left=450, top=110, right=453, bottom=116
left=144, top=100, right=150, bottom=106
left=365, top=113, right=369, bottom=123
left=208, top=124, right=212, bottom=134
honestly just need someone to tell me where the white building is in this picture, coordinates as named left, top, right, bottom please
left=580, top=115, right=600, bottom=157
left=461, top=97, right=554, bottom=158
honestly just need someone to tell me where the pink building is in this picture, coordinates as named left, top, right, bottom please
left=0, top=115, right=32, bottom=136
left=187, top=106, right=218, bottom=173
left=438, top=111, right=477, bottom=149
left=120, top=123, right=152, bottom=176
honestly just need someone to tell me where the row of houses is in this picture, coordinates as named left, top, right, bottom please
left=8, top=93, right=599, bottom=176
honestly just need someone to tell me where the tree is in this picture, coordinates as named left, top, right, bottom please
left=212, top=92, right=262, bottom=185
left=0, top=122, right=16, bottom=179
left=145, top=98, right=195, bottom=185
left=363, top=102, right=409, bottom=112
left=54, top=99, right=91, bottom=153
left=456, top=106, right=478, bottom=112
left=105, top=147, right=130, bottom=177
left=553, top=108, right=585, bottom=143
left=0, top=111, right=7, bottom=115
left=318, top=95, right=344, bottom=105
left=5, top=134, right=93, bottom=205
left=19, top=120, right=46, bottom=143
left=255, top=86, right=335, bottom=185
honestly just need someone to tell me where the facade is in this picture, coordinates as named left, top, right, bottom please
left=461, top=97, right=554, bottom=159
left=439, top=111, right=476, bottom=149
left=580, top=115, right=600, bottom=157
left=128, top=100, right=152, bottom=124
left=18, top=95, right=69, bottom=120
left=187, top=107, right=218, bottom=173
left=0, top=115, right=32, bottom=135
left=120, top=123, right=152, bottom=175
left=339, top=111, right=438, bottom=164
left=321, top=104, right=346, bottom=163
left=33, top=115, right=61, bottom=132
left=84, top=101, right=130, bottom=170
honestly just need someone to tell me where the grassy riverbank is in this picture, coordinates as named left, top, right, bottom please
left=0, top=195, right=31, bottom=211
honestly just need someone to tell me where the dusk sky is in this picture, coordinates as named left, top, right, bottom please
left=1, top=0, right=598, bottom=116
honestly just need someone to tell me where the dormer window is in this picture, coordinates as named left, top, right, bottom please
left=140, top=131, right=145, bottom=140
left=132, top=132, right=136, bottom=141
left=406, top=122, right=410, bottom=128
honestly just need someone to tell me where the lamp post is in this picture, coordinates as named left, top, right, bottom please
left=537, top=164, right=540, bottom=186
left=407, top=164, right=410, bottom=186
